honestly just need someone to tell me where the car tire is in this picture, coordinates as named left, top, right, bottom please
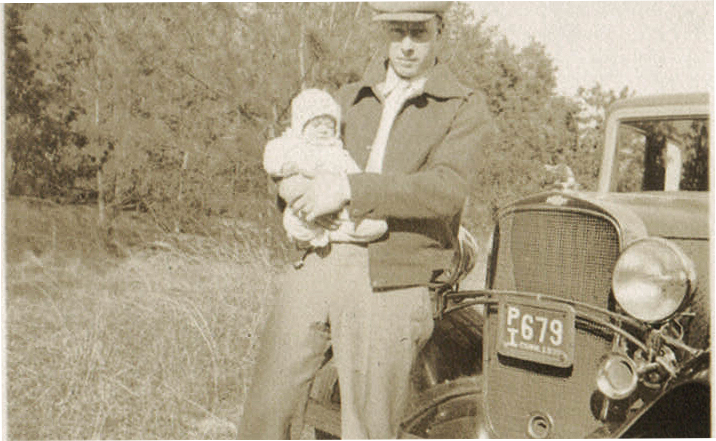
left=400, top=376, right=487, bottom=439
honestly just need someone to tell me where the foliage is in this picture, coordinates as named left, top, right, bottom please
left=5, top=3, right=633, bottom=235
left=8, top=4, right=262, bottom=229
left=236, top=3, right=379, bottom=131
left=573, top=83, right=634, bottom=189
left=414, top=10, right=599, bottom=208
left=440, top=4, right=586, bottom=217
left=680, top=120, right=709, bottom=191
left=5, top=4, right=88, bottom=198
left=615, top=118, right=709, bottom=192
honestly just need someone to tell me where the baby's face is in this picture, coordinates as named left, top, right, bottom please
left=302, top=116, right=336, bottom=142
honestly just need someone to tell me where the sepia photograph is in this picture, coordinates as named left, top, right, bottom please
left=4, top=1, right=713, bottom=439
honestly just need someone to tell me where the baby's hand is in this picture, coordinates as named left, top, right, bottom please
left=286, top=163, right=318, bottom=178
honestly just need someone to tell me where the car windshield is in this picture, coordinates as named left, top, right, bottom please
left=614, top=117, right=709, bottom=192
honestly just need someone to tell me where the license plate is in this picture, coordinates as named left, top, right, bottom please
left=497, top=298, right=575, bottom=368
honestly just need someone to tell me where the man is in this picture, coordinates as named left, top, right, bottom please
left=239, top=2, right=494, bottom=438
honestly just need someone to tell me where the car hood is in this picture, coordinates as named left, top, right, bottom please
left=579, top=191, right=709, bottom=240
left=503, top=191, right=709, bottom=242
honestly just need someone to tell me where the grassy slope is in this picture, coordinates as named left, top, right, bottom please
left=5, top=198, right=282, bottom=439
left=5, top=197, right=489, bottom=439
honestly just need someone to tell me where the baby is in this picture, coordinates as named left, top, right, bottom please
left=264, top=88, right=388, bottom=251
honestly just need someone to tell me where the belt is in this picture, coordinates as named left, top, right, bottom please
left=293, top=242, right=368, bottom=269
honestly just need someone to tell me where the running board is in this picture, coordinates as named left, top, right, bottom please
left=304, top=399, right=341, bottom=438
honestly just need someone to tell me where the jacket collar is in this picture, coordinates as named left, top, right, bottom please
left=354, top=56, right=470, bottom=103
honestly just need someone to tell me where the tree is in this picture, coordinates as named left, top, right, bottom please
left=5, top=4, right=85, bottom=198
left=441, top=4, right=582, bottom=221
left=573, top=83, right=633, bottom=189
left=16, top=4, right=260, bottom=228
left=9, top=4, right=381, bottom=230
left=7, top=3, right=634, bottom=235
left=235, top=3, right=378, bottom=133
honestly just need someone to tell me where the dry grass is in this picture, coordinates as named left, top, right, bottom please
left=5, top=197, right=490, bottom=439
left=5, top=198, right=283, bottom=439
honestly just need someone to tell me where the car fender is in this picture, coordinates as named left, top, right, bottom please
left=589, top=352, right=711, bottom=438
left=400, top=376, right=492, bottom=438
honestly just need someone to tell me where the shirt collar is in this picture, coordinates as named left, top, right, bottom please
left=354, top=56, right=470, bottom=102
left=377, top=64, right=427, bottom=99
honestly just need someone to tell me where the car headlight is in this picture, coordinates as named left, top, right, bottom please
left=596, top=353, right=638, bottom=400
left=612, top=238, right=696, bottom=323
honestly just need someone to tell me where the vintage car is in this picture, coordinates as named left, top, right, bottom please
left=302, top=92, right=710, bottom=438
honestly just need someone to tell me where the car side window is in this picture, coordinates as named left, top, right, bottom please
left=615, top=118, right=709, bottom=192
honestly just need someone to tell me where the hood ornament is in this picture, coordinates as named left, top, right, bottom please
left=546, top=195, right=569, bottom=206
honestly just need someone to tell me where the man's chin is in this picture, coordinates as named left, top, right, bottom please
left=394, top=67, right=419, bottom=79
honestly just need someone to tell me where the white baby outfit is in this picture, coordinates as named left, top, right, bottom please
left=263, top=89, right=388, bottom=248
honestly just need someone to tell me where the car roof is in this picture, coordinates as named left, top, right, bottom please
left=607, top=92, right=710, bottom=114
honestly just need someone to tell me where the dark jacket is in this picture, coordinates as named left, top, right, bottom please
left=336, top=59, right=495, bottom=289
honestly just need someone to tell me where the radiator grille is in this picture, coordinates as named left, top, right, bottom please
left=492, top=209, right=620, bottom=308
left=485, top=208, right=621, bottom=438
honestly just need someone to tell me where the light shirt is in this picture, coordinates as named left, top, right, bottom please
left=365, top=66, right=428, bottom=173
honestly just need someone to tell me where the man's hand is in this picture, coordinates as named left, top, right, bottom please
left=312, top=213, right=341, bottom=230
left=290, top=172, right=351, bottom=222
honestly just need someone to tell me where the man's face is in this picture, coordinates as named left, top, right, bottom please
left=385, top=18, right=440, bottom=79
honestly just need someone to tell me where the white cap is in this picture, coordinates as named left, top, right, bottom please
left=291, top=89, right=341, bottom=134
left=370, top=2, right=453, bottom=22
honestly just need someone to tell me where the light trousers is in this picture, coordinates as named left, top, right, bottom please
left=238, top=244, right=434, bottom=439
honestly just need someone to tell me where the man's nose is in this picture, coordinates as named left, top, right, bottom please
left=400, top=35, right=415, bottom=53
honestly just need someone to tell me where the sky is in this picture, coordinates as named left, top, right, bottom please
left=470, top=1, right=714, bottom=97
